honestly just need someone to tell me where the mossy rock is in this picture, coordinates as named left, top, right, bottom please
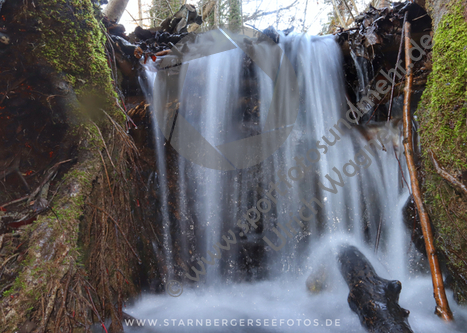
left=418, top=0, right=467, bottom=304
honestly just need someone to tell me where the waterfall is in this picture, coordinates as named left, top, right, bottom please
left=129, top=29, right=466, bottom=332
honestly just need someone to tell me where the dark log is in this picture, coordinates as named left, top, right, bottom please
left=338, top=245, right=414, bottom=333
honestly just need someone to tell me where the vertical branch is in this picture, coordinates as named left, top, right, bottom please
left=302, top=0, right=309, bottom=32
left=387, top=12, right=407, bottom=121
left=331, top=0, right=347, bottom=28
left=165, top=0, right=174, bottom=16
left=342, top=0, right=355, bottom=23
left=402, top=20, right=454, bottom=322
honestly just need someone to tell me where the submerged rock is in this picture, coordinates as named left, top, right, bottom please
left=305, top=265, right=329, bottom=294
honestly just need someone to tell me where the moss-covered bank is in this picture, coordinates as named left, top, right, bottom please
left=0, top=0, right=139, bottom=331
left=418, top=0, right=467, bottom=303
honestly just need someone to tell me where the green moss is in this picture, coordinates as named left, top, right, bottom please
left=418, top=0, right=467, bottom=304
left=1, top=2, right=134, bottom=330
left=420, top=1, right=467, bottom=169
left=32, top=0, right=122, bottom=122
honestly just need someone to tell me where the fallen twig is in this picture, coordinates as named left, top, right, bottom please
left=29, top=159, right=72, bottom=201
left=393, top=147, right=411, bottom=192
left=402, top=20, right=453, bottom=321
left=413, top=13, right=428, bottom=21
left=54, top=265, right=75, bottom=332
left=366, top=91, right=389, bottom=124
left=0, top=78, right=26, bottom=105
left=374, top=216, right=383, bottom=253
left=0, top=195, right=28, bottom=209
left=0, top=159, right=72, bottom=209
left=0, top=253, right=19, bottom=280
left=387, top=11, right=407, bottom=122
left=36, top=285, right=59, bottom=333
left=0, top=155, right=30, bottom=192
left=165, top=0, right=174, bottom=16
left=429, top=150, right=467, bottom=196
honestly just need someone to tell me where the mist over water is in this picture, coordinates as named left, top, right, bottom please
left=130, top=31, right=467, bottom=332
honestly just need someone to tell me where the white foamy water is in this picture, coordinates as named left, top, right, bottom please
left=132, top=30, right=467, bottom=332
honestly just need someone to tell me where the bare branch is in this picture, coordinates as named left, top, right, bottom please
left=331, top=0, right=346, bottom=28
left=243, top=0, right=299, bottom=22
left=430, top=150, right=467, bottom=196
left=165, top=0, right=174, bottom=16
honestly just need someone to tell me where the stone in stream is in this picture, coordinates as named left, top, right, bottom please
left=305, top=265, right=329, bottom=294
left=337, top=245, right=413, bottom=333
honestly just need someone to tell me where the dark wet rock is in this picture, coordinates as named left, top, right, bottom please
left=135, top=26, right=153, bottom=41
left=107, top=23, right=126, bottom=37
left=338, top=245, right=413, bottom=333
left=402, top=196, right=426, bottom=256
left=111, top=35, right=136, bottom=56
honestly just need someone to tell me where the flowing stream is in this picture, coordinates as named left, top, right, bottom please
left=126, top=30, right=467, bottom=332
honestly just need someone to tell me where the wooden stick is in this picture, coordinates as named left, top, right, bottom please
left=393, top=147, right=411, bottom=192
left=125, top=9, right=140, bottom=26
left=84, top=285, right=108, bottom=333
left=387, top=12, right=407, bottom=121
left=165, top=0, right=174, bottom=16
left=429, top=150, right=467, bottom=196
left=402, top=20, right=453, bottom=321
left=374, top=216, right=383, bottom=253
left=342, top=0, right=355, bottom=22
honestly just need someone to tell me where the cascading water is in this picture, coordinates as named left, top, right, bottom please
left=128, top=30, right=467, bottom=332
